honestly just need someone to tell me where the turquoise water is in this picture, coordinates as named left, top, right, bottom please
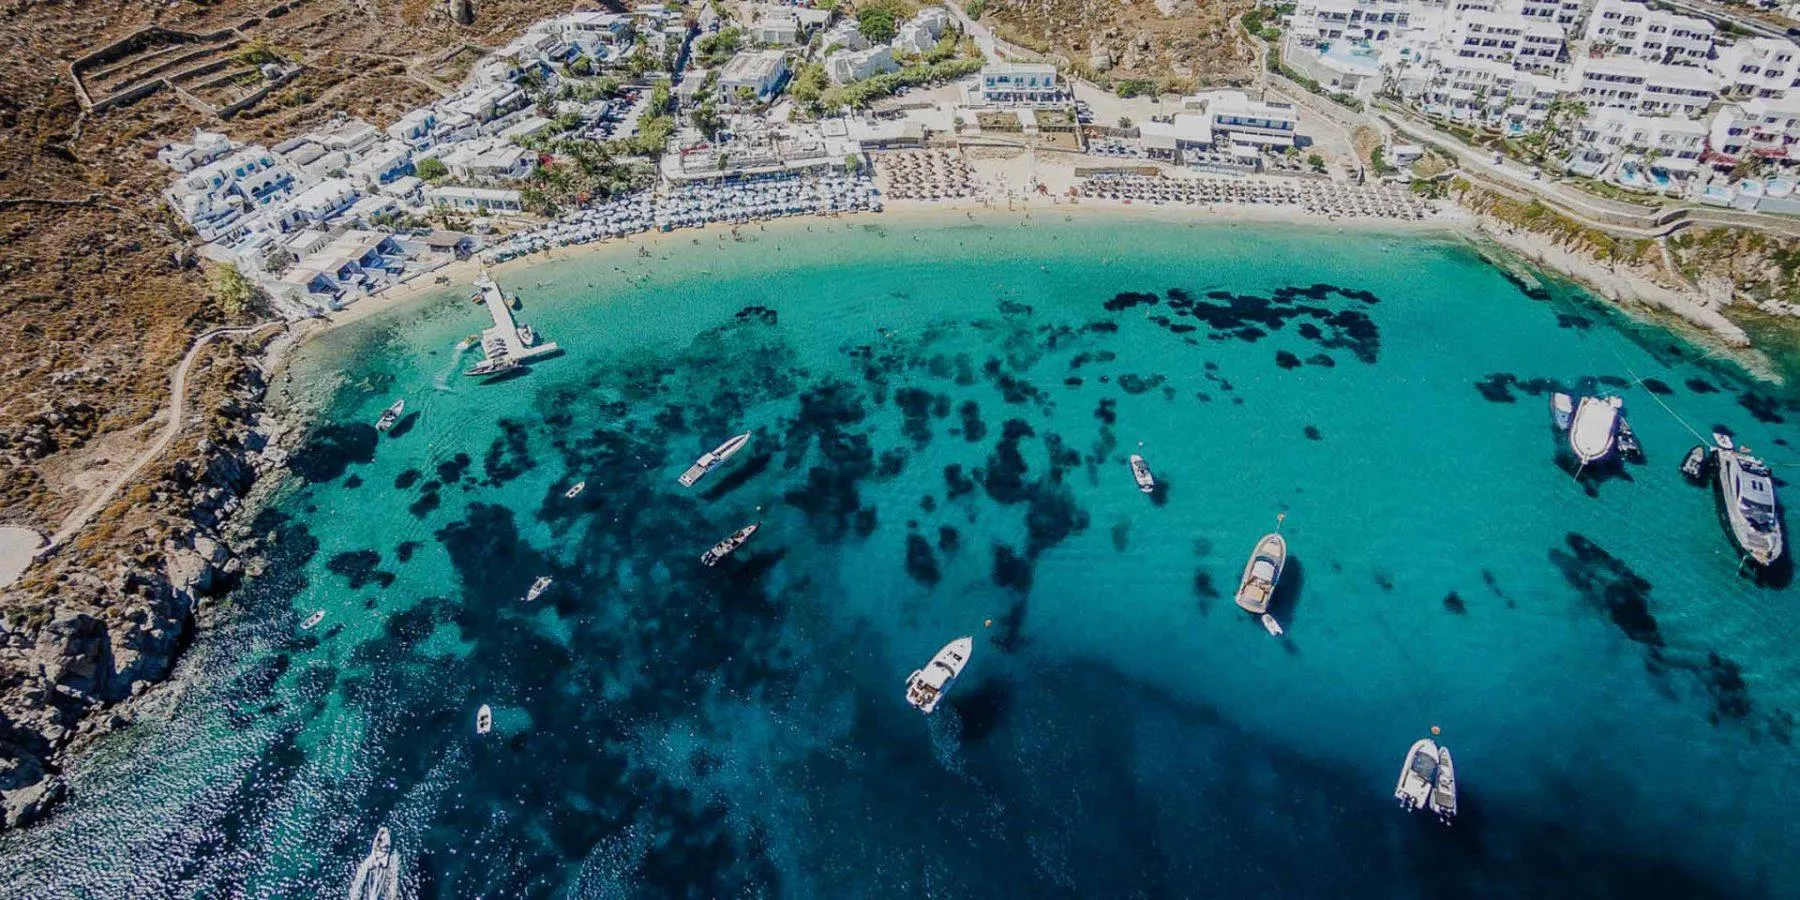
left=5, top=214, right=1799, bottom=897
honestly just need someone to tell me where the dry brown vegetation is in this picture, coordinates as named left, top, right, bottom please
left=0, top=0, right=584, bottom=533
left=973, top=0, right=1254, bottom=91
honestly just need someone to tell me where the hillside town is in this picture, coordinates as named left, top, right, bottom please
left=154, top=0, right=1800, bottom=317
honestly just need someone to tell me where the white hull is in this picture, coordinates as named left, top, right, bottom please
left=1394, top=738, right=1438, bottom=812
left=1128, top=454, right=1155, bottom=493
left=679, top=433, right=752, bottom=487
left=565, top=481, right=586, bottom=499
left=347, top=828, right=399, bottom=900
left=1235, top=532, right=1286, bottom=616
left=1550, top=392, right=1573, bottom=431
left=1568, top=395, right=1621, bottom=465
left=905, top=637, right=973, bottom=714
left=701, top=523, right=759, bottom=566
left=1429, top=746, right=1458, bottom=824
left=301, top=610, right=326, bottom=630
left=1718, top=449, right=1785, bottom=566
left=476, top=704, right=492, bottom=735
left=525, top=576, right=552, bottom=602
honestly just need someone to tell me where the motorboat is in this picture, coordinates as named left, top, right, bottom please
left=1128, top=452, right=1155, bottom=493
left=455, top=334, right=479, bottom=351
left=346, top=827, right=399, bottom=900
left=1550, top=392, right=1574, bottom=430
left=1717, top=444, right=1785, bottom=566
left=375, top=400, right=404, bottom=432
left=518, top=324, right=537, bottom=346
left=1394, top=738, right=1439, bottom=812
left=565, top=481, right=586, bottom=499
left=1235, top=523, right=1288, bottom=619
left=679, top=433, right=752, bottom=487
left=904, top=637, right=973, bottom=714
left=524, top=576, right=552, bottom=602
left=1429, top=745, right=1458, bottom=825
left=1681, top=445, right=1709, bottom=482
left=301, top=610, right=326, bottom=630
left=476, top=704, right=492, bottom=735
left=1616, top=418, right=1643, bottom=461
left=1568, top=395, right=1622, bottom=466
left=464, top=357, right=520, bottom=378
left=700, top=522, right=759, bottom=566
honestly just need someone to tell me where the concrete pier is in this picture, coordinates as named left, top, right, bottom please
left=472, top=274, right=559, bottom=373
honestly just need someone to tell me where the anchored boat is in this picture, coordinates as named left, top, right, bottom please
left=517, top=324, right=537, bottom=346
left=375, top=400, right=404, bottom=432
left=1568, top=395, right=1622, bottom=466
left=904, top=637, right=973, bottom=714
left=1550, top=392, right=1574, bottom=431
left=1128, top=451, right=1155, bottom=493
left=1235, top=517, right=1288, bottom=635
left=1681, top=445, right=1710, bottom=482
left=1616, top=418, right=1642, bottom=461
left=346, top=827, right=400, bottom=900
left=524, top=576, right=552, bottom=602
left=464, top=357, right=520, bottom=378
left=301, top=610, right=325, bottom=630
left=1717, top=442, right=1784, bottom=567
left=1430, top=745, right=1458, bottom=825
left=565, top=481, right=586, bottom=499
left=701, top=522, right=759, bottom=566
left=1394, top=738, right=1439, bottom=812
left=476, top=704, right=492, bottom=735
left=679, top=433, right=752, bottom=487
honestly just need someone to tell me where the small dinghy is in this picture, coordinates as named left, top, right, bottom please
left=301, top=610, right=326, bottom=630
left=1714, top=429, right=1736, bottom=452
left=701, top=522, right=759, bottom=566
left=1259, top=614, right=1284, bottom=636
left=1429, top=745, right=1458, bottom=825
left=375, top=400, right=404, bottom=432
left=1550, top=392, right=1574, bottom=431
left=904, top=637, right=973, bottom=714
left=1616, top=418, right=1642, bottom=461
left=1128, top=450, right=1155, bottom=493
left=1568, top=395, right=1622, bottom=466
left=476, top=704, right=492, bottom=735
left=1235, top=515, right=1288, bottom=629
left=1681, top=445, right=1709, bottom=482
left=524, top=576, right=552, bottom=602
left=564, top=480, right=586, bottom=499
left=1394, top=738, right=1439, bottom=812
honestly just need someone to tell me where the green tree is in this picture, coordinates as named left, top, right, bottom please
left=1306, top=153, right=1326, bottom=171
left=790, top=62, right=828, bottom=108
left=858, top=2, right=902, bottom=43
left=416, top=157, right=449, bottom=181
left=209, top=263, right=261, bottom=317
left=692, top=101, right=725, bottom=139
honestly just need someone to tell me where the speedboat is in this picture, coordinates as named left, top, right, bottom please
left=1128, top=453, right=1155, bottom=493
left=465, top=357, right=520, bottom=378
left=1616, top=418, right=1642, bottom=461
left=476, top=704, right=492, bottom=735
left=679, top=433, right=752, bottom=486
left=524, top=576, right=552, bottom=602
left=1235, top=528, right=1287, bottom=619
left=1394, top=738, right=1439, bottom=812
left=1681, top=445, right=1709, bottom=482
left=1429, top=745, right=1458, bottom=825
left=1717, top=443, right=1784, bottom=566
left=301, top=610, right=326, bottom=630
left=565, top=480, right=586, bottom=499
left=346, top=827, right=400, bottom=900
left=1568, top=395, right=1621, bottom=466
left=904, top=637, right=973, bottom=714
left=1550, top=392, right=1574, bottom=431
left=455, top=334, right=479, bottom=352
left=518, top=324, right=537, bottom=346
left=375, top=400, right=404, bottom=432
left=700, top=522, right=759, bottom=566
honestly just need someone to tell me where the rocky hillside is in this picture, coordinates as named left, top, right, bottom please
left=0, top=0, right=589, bottom=828
left=972, top=0, right=1255, bottom=90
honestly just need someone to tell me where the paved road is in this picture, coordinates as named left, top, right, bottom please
left=1662, top=0, right=1788, bottom=39
left=42, top=322, right=284, bottom=555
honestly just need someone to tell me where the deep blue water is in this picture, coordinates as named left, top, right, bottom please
left=4, top=215, right=1799, bottom=898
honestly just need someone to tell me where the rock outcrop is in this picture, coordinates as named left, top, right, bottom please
left=0, top=344, right=277, bottom=829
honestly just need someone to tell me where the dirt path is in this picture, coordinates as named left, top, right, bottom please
left=40, top=321, right=284, bottom=555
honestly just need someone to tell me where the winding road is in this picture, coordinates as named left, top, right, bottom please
left=40, top=321, right=284, bottom=556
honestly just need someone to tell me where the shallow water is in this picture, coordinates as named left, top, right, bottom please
left=6, top=214, right=1799, bottom=898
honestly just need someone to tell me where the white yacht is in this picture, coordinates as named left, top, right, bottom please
left=564, top=481, right=586, bottom=499
left=524, top=576, right=552, bottom=602
left=1429, top=745, right=1458, bottom=825
left=679, top=433, right=752, bottom=487
left=1394, top=738, right=1439, bottom=812
left=346, top=827, right=400, bottom=900
left=476, top=704, right=492, bottom=735
left=1235, top=525, right=1287, bottom=624
left=301, top=610, right=326, bottom=630
left=1550, top=392, right=1574, bottom=431
left=1568, top=395, right=1622, bottom=466
left=905, top=637, right=973, bottom=714
left=375, top=400, right=404, bottom=432
left=700, top=522, right=759, bottom=566
left=1717, top=444, right=1785, bottom=566
left=1128, top=453, right=1155, bottom=493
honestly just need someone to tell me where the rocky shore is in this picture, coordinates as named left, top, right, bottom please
left=0, top=337, right=289, bottom=829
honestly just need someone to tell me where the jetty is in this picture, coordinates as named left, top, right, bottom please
left=469, top=273, right=558, bottom=376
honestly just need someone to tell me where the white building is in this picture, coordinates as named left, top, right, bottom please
left=346, top=141, right=413, bottom=188
left=157, top=129, right=234, bottom=173
left=977, top=62, right=1059, bottom=104
left=893, top=7, right=951, bottom=55
left=1566, top=107, right=1707, bottom=182
left=387, top=109, right=438, bottom=147
left=559, top=11, right=635, bottom=56
left=1707, top=95, right=1800, bottom=164
left=822, top=20, right=870, bottom=52
left=437, top=138, right=537, bottom=182
left=751, top=11, right=802, bottom=45
left=1582, top=0, right=1715, bottom=68
left=1448, top=11, right=1564, bottom=72
left=1712, top=37, right=1800, bottom=99
left=828, top=46, right=898, bottom=84
left=426, top=185, right=525, bottom=213
left=1186, top=90, right=1300, bottom=147
left=718, top=50, right=790, bottom=101
left=1575, top=56, right=1719, bottom=117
